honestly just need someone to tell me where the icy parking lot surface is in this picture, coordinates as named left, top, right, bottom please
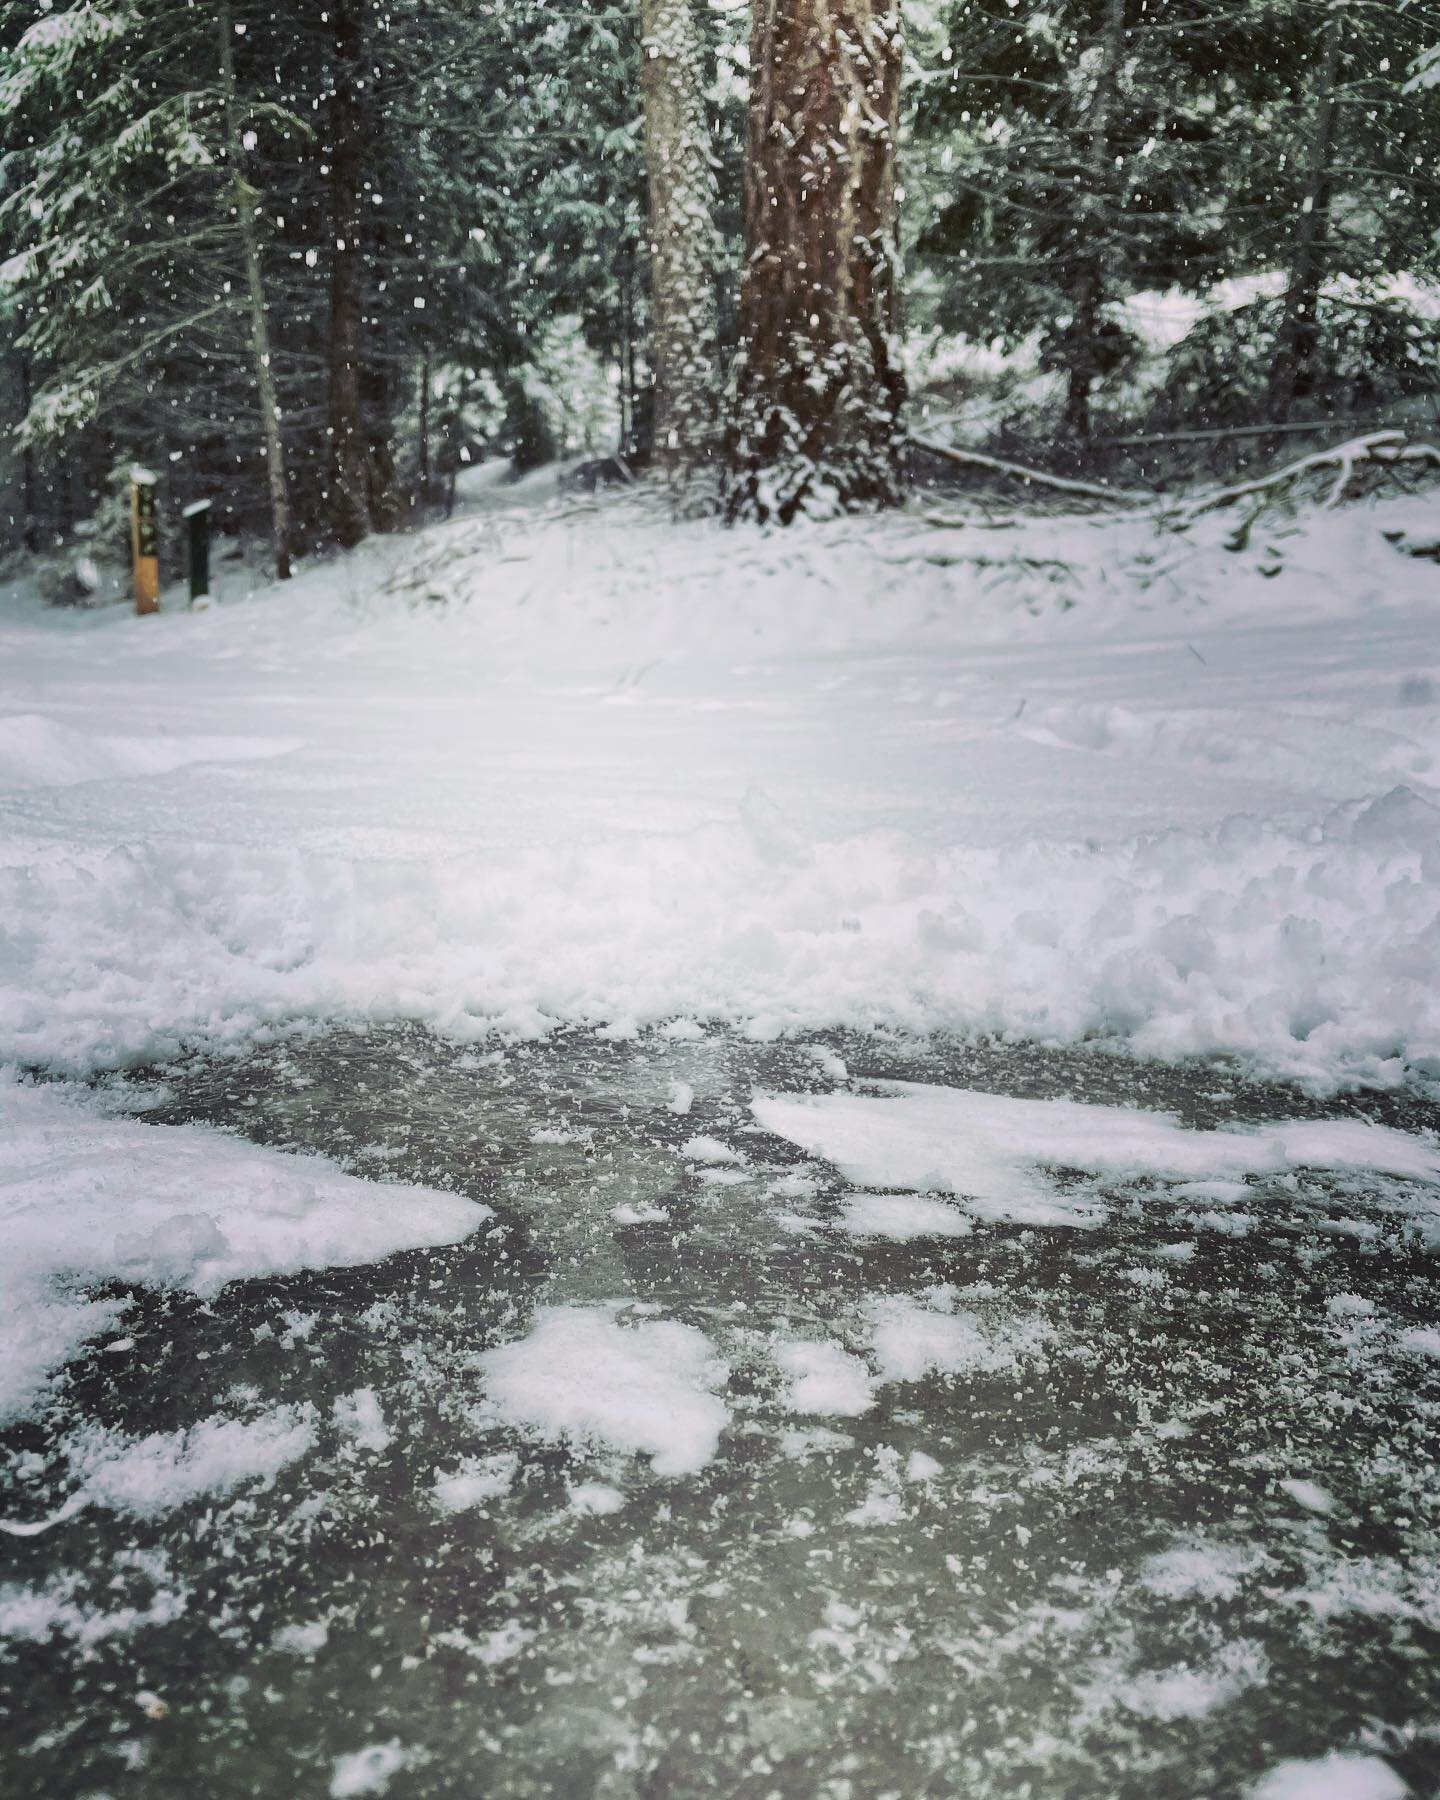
left=3, top=1029, right=1439, bottom=1799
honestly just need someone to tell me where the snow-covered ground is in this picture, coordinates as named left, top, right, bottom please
left=2, top=472, right=1439, bottom=1798
left=2, top=468, right=1437, bottom=1086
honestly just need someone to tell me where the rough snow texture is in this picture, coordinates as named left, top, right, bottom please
left=773, top=1339, right=876, bottom=1416
left=475, top=1305, right=730, bottom=1477
left=865, top=1295, right=1052, bottom=1384
left=0, top=1076, right=489, bottom=1423
left=1, top=482, right=1438, bottom=1088
left=753, top=1082, right=1440, bottom=1228
left=67, top=1408, right=317, bottom=1518
left=832, top=1191, right=974, bottom=1240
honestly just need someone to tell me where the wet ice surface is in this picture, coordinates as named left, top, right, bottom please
left=3, top=1030, right=1439, bottom=1799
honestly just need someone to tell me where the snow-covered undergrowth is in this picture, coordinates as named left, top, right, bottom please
left=0, top=1075, right=488, bottom=1425
left=1, top=474, right=1437, bottom=1088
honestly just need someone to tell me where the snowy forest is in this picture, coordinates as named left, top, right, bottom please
left=3, top=0, right=1440, bottom=557
left=3, top=6, right=1440, bottom=1800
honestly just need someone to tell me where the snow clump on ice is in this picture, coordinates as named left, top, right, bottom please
left=476, top=1305, right=730, bottom=1476
left=0, top=1075, right=490, bottom=1424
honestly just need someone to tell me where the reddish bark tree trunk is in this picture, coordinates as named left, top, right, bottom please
left=726, top=0, right=905, bottom=524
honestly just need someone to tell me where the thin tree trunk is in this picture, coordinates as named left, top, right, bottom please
left=619, top=244, right=633, bottom=451
left=361, top=219, right=402, bottom=531
left=639, top=0, right=720, bottom=507
left=18, top=338, right=40, bottom=552
left=727, top=0, right=905, bottom=524
left=1062, top=0, right=1126, bottom=441
left=418, top=350, right=431, bottom=507
left=326, top=0, right=372, bottom=548
left=217, top=0, right=292, bottom=579
left=1268, top=4, right=1342, bottom=420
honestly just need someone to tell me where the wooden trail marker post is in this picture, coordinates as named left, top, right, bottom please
left=130, top=467, right=160, bottom=614
left=184, top=499, right=212, bottom=608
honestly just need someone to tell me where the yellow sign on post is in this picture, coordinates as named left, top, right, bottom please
left=131, top=467, right=160, bottom=614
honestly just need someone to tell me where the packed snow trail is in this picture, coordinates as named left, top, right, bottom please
left=2, top=1031, right=1438, bottom=1798
left=0, top=472, right=1437, bottom=1086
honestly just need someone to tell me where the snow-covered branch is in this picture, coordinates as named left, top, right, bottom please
left=1165, top=431, right=1440, bottom=525
left=906, top=435, right=1151, bottom=505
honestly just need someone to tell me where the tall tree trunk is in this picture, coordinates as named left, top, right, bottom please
left=639, top=0, right=720, bottom=507
left=726, top=0, right=905, bottom=524
left=217, top=0, right=292, bottom=579
left=1062, top=0, right=1126, bottom=441
left=1268, top=5, right=1342, bottom=420
left=326, top=0, right=372, bottom=548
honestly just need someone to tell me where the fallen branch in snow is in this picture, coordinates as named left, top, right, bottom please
left=1166, top=431, right=1440, bottom=524
left=906, top=436, right=1151, bottom=505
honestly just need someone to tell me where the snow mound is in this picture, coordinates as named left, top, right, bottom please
left=773, top=1339, right=876, bottom=1416
left=476, top=1305, right=730, bottom=1477
left=0, top=1076, right=490, bottom=1424
left=753, top=1082, right=1440, bottom=1229
left=1247, top=1753, right=1409, bottom=1800
left=1, top=486, right=1439, bottom=1089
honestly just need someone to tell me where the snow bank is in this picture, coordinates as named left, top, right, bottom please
left=0, top=1076, right=490, bottom=1424
left=3, top=781, right=1435, bottom=1088
left=753, top=1082, right=1440, bottom=1228
left=1, top=485, right=1437, bottom=1089
left=475, top=1305, right=730, bottom=1477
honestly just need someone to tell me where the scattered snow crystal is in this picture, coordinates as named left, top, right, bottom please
left=330, top=1742, right=414, bottom=1798
left=865, top=1295, right=1051, bottom=1384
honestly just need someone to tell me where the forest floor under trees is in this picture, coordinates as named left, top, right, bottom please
left=1, top=465, right=1439, bottom=1799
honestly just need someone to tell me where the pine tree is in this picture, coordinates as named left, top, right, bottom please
left=0, top=0, right=299, bottom=567
left=726, top=0, right=906, bottom=523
